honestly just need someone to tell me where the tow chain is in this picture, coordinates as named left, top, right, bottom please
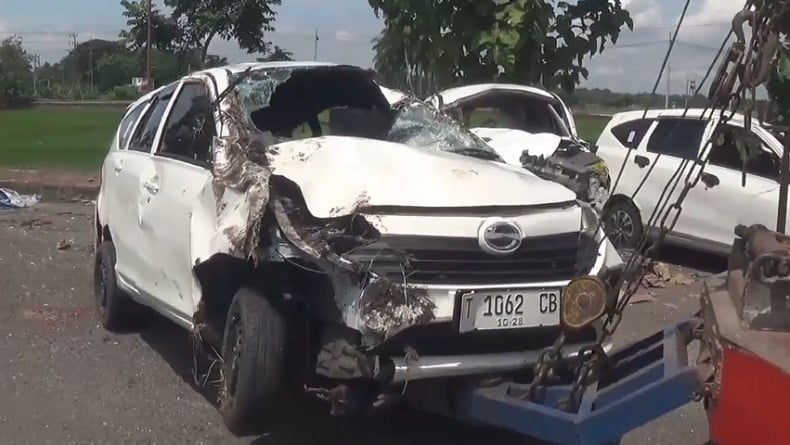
left=525, top=0, right=788, bottom=410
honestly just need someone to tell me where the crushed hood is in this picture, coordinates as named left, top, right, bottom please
left=268, top=135, right=577, bottom=218
left=470, top=127, right=563, bottom=166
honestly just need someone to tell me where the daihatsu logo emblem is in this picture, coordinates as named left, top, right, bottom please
left=478, top=218, right=523, bottom=255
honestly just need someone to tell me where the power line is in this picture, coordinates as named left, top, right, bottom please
left=634, top=21, right=731, bottom=30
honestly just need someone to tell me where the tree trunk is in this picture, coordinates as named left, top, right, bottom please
left=200, top=31, right=217, bottom=64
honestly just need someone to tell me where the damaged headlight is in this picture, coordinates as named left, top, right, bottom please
left=357, top=278, right=436, bottom=341
left=580, top=203, right=601, bottom=238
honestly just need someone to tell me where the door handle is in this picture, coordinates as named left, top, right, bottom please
left=701, top=172, right=720, bottom=188
left=634, top=155, right=650, bottom=168
left=142, top=178, right=159, bottom=195
left=112, top=160, right=123, bottom=174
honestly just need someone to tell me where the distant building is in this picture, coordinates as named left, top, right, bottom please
left=131, top=77, right=153, bottom=93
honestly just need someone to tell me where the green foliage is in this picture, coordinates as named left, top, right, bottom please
left=111, top=85, right=141, bottom=101
left=370, top=0, right=632, bottom=94
left=165, top=0, right=281, bottom=62
left=95, top=51, right=139, bottom=91
left=256, top=46, right=294, bottom=62
left=0, top=37, right=33, bottom=108
left=120, top=0, right=185, bottom=52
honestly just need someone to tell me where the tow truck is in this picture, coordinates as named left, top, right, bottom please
left=432, top=4, right=790, bottom=443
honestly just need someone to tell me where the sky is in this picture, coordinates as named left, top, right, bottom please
left=0, top=0, right=744, bottom=94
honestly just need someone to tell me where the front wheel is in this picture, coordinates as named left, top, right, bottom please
left=219, top=287, right=291, bottom=436
left=603, top=200, right=643, bottom=252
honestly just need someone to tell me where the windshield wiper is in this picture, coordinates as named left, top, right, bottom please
left=452, top=147, right=502, bottom=161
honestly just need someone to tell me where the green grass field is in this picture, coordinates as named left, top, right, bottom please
left=0, top=108, right=125, bottom=171
left=0, top=107, right=609, bottom=171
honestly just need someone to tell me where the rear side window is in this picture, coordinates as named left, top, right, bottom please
left=128, top=84, right=177, bottom=153
left=117, top=103, right=146, bottom=150
left=610, top=118, right=653, bottom=149
left=646, top=119, right=706, bottom=159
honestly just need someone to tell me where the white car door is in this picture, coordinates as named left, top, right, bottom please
left=137, top=78, right=218, bottom=317
left=635, top=117, right=714, bottom=241
left=109, top=85, right=178, bottom=292
left=691, top=122, right=785, bottom=250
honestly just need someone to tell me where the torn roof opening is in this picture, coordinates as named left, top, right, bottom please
left=246, top=65, right=394, bottom=139
left=229, top=64, right=502, bottom=163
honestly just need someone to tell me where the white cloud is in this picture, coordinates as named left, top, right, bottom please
left=622, top=0, right=664, bottom=28
left=334, top=30, right=355, bottom=42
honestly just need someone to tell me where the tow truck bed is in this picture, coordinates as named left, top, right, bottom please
left=450, top=320, right=701, bottom=445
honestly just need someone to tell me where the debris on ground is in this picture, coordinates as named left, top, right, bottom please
left=0, top=187, right=40, bottom=209
left=629, top=292, right=658, bottom=305
left=56, top=239, right=73, bottom=250
left=641, top=261, right=696, bottom=288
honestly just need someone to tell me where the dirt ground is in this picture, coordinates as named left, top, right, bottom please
left=0, top=202, right=719, bottom=444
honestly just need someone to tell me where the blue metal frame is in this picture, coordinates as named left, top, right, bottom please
left=452, top=320, right=700, bottom=445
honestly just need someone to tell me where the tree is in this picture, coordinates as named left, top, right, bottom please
left=165, top=0, right=282, bottom=63
left=204, top=54, right=229, bottom=68
left=0, top=37, right=33, bottom=107
left=61, top=39, right=128, bottom=88
left=95, top=52, right=139, bottom=91
left=256, top=46, right=293, bottom=62
left=119, top=0, right=185, bottom=52
left=369, top=0, right=633, bottom=95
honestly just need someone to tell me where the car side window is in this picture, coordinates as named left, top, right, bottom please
left=708, top=125, right=780, bottom=180
left=117, top=102, right=147, bottom=150
left=128, top=85, right=177, bottom=153
left=157, top=82, right=216, bottom=165
left=610, top=118, right=654, bottom=149
left=646, top=119, right=706, bottom=160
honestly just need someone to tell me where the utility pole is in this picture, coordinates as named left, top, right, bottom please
left=146, top=0, right=153, bottom=92
left=67, top=33, right=78, bottom=50
left=313, top=29, right=319, bottom=61
left=88, top=47, right=94, bottom=90
left=29, top=54, right=40, bottom=97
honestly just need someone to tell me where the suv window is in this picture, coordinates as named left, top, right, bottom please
left=118, top=102, right=147, bottom=150
left=611, top=118, right=654, bottom=149
left=646, top=118, right=706, bottom=159
left=128, top=84, right=177, bottom=153
left=157, top=82, right=216, bottom=164
left=709, top=125, right=779, bottom=180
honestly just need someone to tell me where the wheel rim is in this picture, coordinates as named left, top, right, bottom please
left=225, top=313, right=243, bottom=396
left=607, top=209, right=635, bottom=248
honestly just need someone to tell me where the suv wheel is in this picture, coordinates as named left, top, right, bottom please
left=219, top=287, right=290, bottom=436
left=603, top=200, right=643, bottom=251
left=94, top=241, right=147, bottom=331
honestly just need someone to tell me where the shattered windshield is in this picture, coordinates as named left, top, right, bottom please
left=228, top=65, right=503, bottom=163
left=388, top=101, right=503, bottom=162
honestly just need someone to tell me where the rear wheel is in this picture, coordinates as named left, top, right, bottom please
left=603, top=200, right=643, bottom=252
left=219, top=287, right=292, bottom=436
left=94, top=240, right=147, bottom=331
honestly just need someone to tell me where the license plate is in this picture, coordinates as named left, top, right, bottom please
left=457, top=289, right=561, bottom=333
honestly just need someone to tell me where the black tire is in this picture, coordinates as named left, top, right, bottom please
left=219, top=287, right=291, bottom=436
left=603, top=199, right=643, bottom=252
left=94, top=240, right=147, bottom=331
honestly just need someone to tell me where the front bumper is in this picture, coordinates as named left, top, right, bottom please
left=386, top=336, right=614, bottom=382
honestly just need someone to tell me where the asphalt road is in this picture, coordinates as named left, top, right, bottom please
left=0, top=203, right=718, bottom=444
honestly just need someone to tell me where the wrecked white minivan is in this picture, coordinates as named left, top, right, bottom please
left=93, top=62, right=624, bottom=435
left=428, top=84, right=611, bottom=210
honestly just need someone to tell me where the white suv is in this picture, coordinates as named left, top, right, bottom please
left=596, top=109, right=787, bottom=254
left=93, top=61, right=623, bottom=435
